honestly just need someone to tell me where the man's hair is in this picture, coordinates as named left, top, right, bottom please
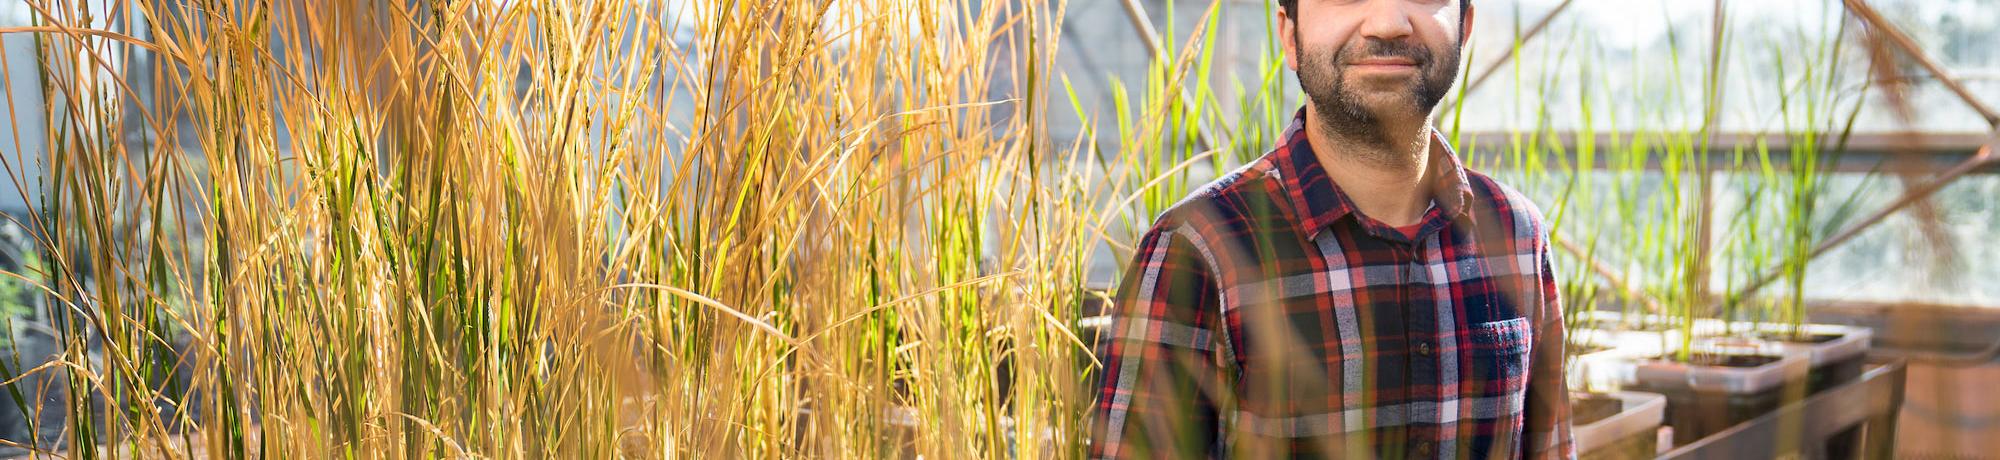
left=1278, top=0, right=1471, bottom=24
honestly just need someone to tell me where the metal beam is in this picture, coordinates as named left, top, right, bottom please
left=1460, top=131, right=1996, bottom=173
left=1842, top=0, right=2000, bottom=128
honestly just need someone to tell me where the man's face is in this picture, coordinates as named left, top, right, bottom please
left=1280, top=0, right=1470, bottom=142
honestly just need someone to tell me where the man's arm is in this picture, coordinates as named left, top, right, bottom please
left=1090, top=224, right=1224, bottom=459
left=1523, top=229, right=1577, bottom=460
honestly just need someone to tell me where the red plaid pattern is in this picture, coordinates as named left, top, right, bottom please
left=1090, top=110, right=1575, bottom=459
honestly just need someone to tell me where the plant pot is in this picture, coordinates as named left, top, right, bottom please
left=1568, top=329, right=1651, bottom=393
left=1626, top=343, right=1811, bottom=446
left=1574, top=312, right=1872, bottom=395
left=1568, top=310, right=1680, bottom=358
left=1749, top=323, right=1870, bottom=393
left=1572, top=321, right=1811, bottom=445
left=1567, top=315, right=1682, bottom=394
left=1571, top=391, right=1666, bottom=460
left=1575, top=311, right=1883, bottom=454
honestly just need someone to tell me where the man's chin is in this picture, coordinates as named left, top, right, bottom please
left=1342, top=95, right=1426, bottom=122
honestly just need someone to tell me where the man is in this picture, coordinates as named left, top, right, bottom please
left=1089, top=0, right=1574, bottom=458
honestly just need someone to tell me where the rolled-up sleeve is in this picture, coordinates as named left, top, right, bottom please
left=1090, top=224, right=1225, bottom=459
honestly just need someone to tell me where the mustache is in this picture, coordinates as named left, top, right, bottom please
left=1335, top=40, right=1434, bottom=67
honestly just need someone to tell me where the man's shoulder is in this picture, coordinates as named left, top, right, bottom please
left=1144, top=158, right=1286, bottom=237
left=1462, top=168, right=1550, bottom=240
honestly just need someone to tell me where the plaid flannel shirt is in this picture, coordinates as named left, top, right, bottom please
left=1090, top=110, right=1575, bottom=459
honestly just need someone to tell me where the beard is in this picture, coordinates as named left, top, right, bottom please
left=1296, top=35, right=1461, bottom=149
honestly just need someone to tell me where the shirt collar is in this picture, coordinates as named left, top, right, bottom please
left=1269, top=109, right=1476, bottom=241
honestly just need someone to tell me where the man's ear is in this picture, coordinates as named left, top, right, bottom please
left=1278, top=7, right=1299, bottom=72
left=1459, top=3, right=1476, bottom=47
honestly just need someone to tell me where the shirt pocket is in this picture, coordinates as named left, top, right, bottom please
left=1463, top=316, right=1533, bottom=400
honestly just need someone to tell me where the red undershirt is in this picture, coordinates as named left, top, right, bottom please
left=1394, top=222, right=1424, bottom=241
left=1393, top=202, right=1435, bottom=241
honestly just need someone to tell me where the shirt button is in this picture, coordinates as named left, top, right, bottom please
left=1417, top=342, right=1432, bottom=356
left=1415, top=440, right=1435, bottom=457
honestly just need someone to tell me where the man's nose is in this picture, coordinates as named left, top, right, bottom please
left=1356, top=1, right=1415, bottom=42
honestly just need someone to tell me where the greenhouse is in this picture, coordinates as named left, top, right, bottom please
left=0, top=0, right=1995, bottom=458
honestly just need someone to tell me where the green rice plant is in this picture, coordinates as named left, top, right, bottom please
left=1475, top=1, right=1706, bottom=354
left=1710, top=2, right=1873, bottom=339
left=1498, top=1, right=1879, bottom=361
left=1752, top=10, right=1871, bottom=337
left=1063, top=0, right=1299, bottom=283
